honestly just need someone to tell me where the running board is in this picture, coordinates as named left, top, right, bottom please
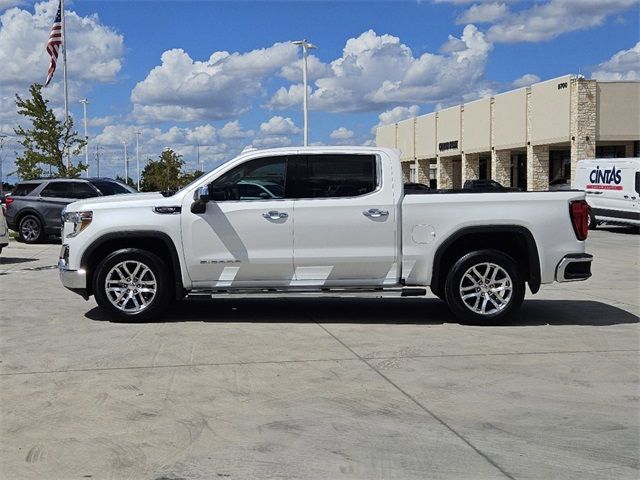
left=187, top=287, right=428, bottom=299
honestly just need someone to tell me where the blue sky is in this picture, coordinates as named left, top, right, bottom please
left=0, top=0, right=639, bottom=182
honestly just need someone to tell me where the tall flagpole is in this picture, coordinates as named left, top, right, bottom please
left=61, top=0, right=70, bottom=169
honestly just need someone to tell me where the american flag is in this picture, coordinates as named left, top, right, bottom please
left=44, top=1, right=62, bottom=87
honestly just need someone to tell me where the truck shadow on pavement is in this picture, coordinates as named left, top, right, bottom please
left=85, top=297, right=639, bottom=326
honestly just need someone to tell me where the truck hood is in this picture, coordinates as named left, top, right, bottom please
left=65, top=192, right=180, bottom=211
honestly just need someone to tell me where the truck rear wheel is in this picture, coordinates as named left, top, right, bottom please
left=93, top=248, right=172, bottom=321
left=444, top=250, right=525, bottom=325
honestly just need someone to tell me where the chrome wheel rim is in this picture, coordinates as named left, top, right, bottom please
left=105, top=260, right=157, bottom=313
left=459, top=262, right=513, bottom=316
left=21, top=217, right=40, bottom=242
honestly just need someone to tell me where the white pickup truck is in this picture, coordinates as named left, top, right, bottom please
left=59, top=147, right=592, bottom=324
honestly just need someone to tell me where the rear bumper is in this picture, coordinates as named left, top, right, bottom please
left=555, top=254, right=593, bottom=282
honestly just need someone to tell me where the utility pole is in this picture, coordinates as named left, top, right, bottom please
left=135, top=130, right=141, bottom=191
left=123, top=140, right=128, bottom=184
left=197, top=142, right=202, bottom=172
left=0, top=135, right=6, bottom=196
left=79, top=98, right=89, bottom=176
left=293, top=39, right=317, bottom=146
left=95, top=144, right=102, bottom=177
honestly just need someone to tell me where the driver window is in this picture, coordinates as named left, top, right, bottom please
left=210, top=156, right=286, bottom=201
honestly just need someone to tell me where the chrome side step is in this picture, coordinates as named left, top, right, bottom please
left=187, top=287, right=428, bottom=299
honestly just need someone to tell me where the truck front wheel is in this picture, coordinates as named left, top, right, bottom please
left=93, top=248, right=172, bottom=321
left=444, top=250, right=525, bottom=325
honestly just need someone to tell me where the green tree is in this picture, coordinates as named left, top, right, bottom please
left=13, top=83, right=87, bottom=180
left=180, top=169, right=205, bottom=186
left=115, top=175, right=136, bottom=189
left=140, top=149, right=204, bottom=192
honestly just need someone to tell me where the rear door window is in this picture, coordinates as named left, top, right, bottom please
left=292, top=154, right=377, bottom=198
left=40, top=181, right=75, bottom=198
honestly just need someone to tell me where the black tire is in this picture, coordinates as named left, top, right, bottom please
left=93, top=248, right=172, bottom=322
left=444, top=249, right=525, bottom=325
left=588, top=209, right=597, bottom=230
left=18, top=214, right=43, bottom=244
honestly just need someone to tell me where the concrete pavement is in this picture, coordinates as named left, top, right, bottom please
left=0, top=228, right=638, bottom=479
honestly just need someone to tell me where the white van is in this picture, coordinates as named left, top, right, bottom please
left=573, top=158, right=640, bottom=228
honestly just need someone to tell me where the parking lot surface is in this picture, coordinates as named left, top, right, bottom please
left=1, top=228, right=638, bottom=480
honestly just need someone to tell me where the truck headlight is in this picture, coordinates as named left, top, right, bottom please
left=63, top=210, right=93, bottom=238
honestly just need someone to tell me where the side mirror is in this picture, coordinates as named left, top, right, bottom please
left=191, top=185, right=210, bottom=214
left=193, top=185, right=210, bottom=203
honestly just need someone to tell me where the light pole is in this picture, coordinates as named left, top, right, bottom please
left=293, top=39, right=316, bottom=146
left=79, top=99, right=89, bottom=176
left=123, top=140, right=128, bottom=184
left=135, top=130, right=141, bottom=191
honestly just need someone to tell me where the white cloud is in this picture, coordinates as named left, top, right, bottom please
left=370, top=105, right=421, bottom=135
left=485, top=0, right=639, bottom=43
left=89, top=115, right=119, bottom=128
left=0, top=1, right=26, bottom=11
left=259, top=116, right=301, bottom=136
left=218, top=120, right=253, bottom=139
left=252, top=135, right=293, bottom=149
left=268, top=27, right=491, bottom=113
left=279, top=55, right=331, bottom=82
left=329, top=127, right=355, bottom=140
left=512, top=73, right=541, bottom=88
left=456, top=3, right=508, bottom=24
left=131, top=43, right=299, bottom=122
left=378, top=105, right=421, bottom=126
left=328, top=127, right=359, bottom=145
left=591, top=42, right=640, bottom=80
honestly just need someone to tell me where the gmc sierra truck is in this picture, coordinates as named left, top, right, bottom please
left=58, top=147, right=593, bottom=324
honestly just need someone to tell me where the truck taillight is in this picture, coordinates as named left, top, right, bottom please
left=570, top=200, right=589, bottom=241
left=4, top=196, right=13, bottom=206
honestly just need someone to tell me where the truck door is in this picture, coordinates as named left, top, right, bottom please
left=291, top=153, right=398, bottom=287
left=181, top=155, right=294, bottom=287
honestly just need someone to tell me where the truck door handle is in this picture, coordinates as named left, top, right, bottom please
left=624, top=195, right=629, bottom=199
left=262, top=211, right=288, bottom=220
left=363, top=208, right=389, bottom=218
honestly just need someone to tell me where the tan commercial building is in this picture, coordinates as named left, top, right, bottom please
left=375, top=76, right=640, bottom=190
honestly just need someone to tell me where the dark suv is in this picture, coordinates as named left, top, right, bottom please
left=5, top=178, right=136, bottom=243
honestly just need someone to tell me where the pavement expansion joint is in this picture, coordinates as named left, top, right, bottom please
left=0, top=356, right=361, bottom=377
left=314, top=320, right=517, bottom=480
